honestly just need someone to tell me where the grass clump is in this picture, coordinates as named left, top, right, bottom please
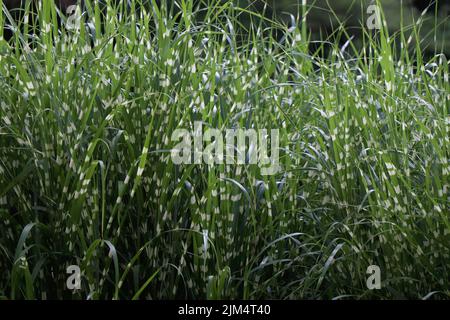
left=0, top=0, right=448, bottom=299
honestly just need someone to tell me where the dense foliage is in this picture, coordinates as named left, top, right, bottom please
left=0, top=0, right=448, bottom=299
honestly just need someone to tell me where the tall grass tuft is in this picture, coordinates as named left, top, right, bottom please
left=0, top=0, right=448, bottom=299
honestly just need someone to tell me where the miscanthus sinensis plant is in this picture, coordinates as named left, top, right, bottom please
left=0, top=0, right=448, bottom=299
